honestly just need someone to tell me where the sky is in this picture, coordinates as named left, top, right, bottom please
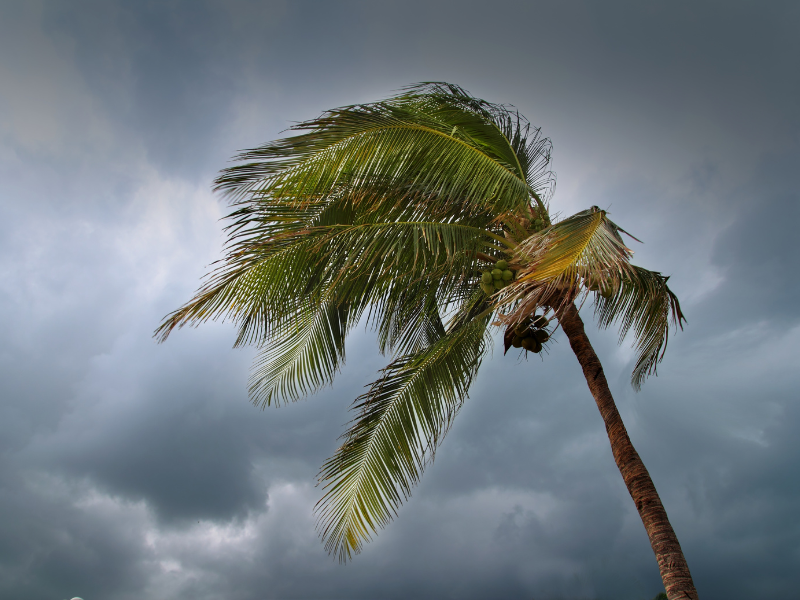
left=0, top=1, right=798, bottom=599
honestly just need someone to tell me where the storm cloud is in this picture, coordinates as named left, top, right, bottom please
left=0, top=1, right=798, bottom=599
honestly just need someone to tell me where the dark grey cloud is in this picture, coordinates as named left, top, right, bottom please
left=706, top=145, right=800, bottom=324
left=0, top=1, right=798, bottom=599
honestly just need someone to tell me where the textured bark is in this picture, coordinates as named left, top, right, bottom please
left=558, top=302, right=698, bottom=600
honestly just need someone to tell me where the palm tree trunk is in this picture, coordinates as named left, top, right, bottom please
left=557, top=302, right=698, bottom=600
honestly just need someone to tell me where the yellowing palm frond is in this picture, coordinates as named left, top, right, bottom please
left=500, top=206, right=636, bottom=321
left=495, top=207, right=682, bottom=389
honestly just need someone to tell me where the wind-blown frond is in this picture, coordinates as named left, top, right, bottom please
left=398, top=83, right=556, bottom=206
left=214, top=85, right=552, bottom=217
left=157, top=214, right=500, bottom=408
left=594, top=266, right=685, bottom=390
left=500, top=207, right=636, bottom=322
left=156, top=218, right=498, bottom=344
left=316, top=310, right=491, bottom=561
left=248, top=301, right=353, bottom=407
left=154, top=233, right=319, bottom=345
left=374, top=283, right=447, bottom=356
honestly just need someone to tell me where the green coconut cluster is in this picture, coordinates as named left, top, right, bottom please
left=530, top=211, right=547, bottom=232
left=509, top=314, right=550, bottom=353
left=479, top=260, right=514, bottom=295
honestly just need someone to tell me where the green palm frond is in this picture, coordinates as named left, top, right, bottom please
left=248, top=300, right=353, bottom=407
left=398, top=83, right=556, bottom=206
left=155, top=218, right=498, bottom=345
left=316, top=309, right=491, bottom=561
left=374, top=282, right=447, bottom=355
left=594, top=266, right=685, bottom=390
left=157, top=216, right=500, bottom=407
left=214, top=86, right=551, bottom=216
left=154, top=232, right=318, bottom=345
left=496, top=207, right=681, bottom=389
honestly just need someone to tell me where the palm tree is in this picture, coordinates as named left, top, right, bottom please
left=155, top=83, right=697, bottom=600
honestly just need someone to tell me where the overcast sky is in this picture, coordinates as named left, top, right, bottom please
left=1, top=1, right=798, bottom=599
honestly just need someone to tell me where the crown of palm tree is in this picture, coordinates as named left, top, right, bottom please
left=156, top=82, right=684, bottom=562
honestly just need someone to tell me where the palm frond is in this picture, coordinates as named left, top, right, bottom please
left=248, top=300, right=354, bottom=407
left=157, top=216, right=500, bottom=411
left=155, top=217, right=497, bottom=343
left=316, top=310, right=491, bottom=561
left=214, top=85, right=553, bottom=217
left=154, top=235, right=318, bottom=345
left=594, top=266, right=685, bottom=390
left=374, top=283, right=447, bottom=355
left=499, top=207, right=636, bottom=323
left=397, top=82, right=556, bottom=208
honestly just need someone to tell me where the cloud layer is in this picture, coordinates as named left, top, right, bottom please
left=0, top=1, right=798, bottom=599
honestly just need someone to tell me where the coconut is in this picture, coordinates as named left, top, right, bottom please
left=481, top=271, right=493, bottom=284
left=521, top=337, right=541, bottom=353
left=514, top=317, right=534, bottom=335
left=522, top=337, right=542, bottom=353
left=534, top=218, right=544, bottom=229
left=502, top=269, right=513, bottom=281
left=496, top=259, right=508, bottom=271
left=600, top=288, right=613, bottom=299
left=480, top=282, right=495, bottom=295
left=533, top=329, right=550, bottom=343
left=493, top=280, right=504, bottom=290
left=491, top=268, right=503, bottom=280
left=512, top=335, right=524, bottom=348
left=532, top=315, right=548, bottom=328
